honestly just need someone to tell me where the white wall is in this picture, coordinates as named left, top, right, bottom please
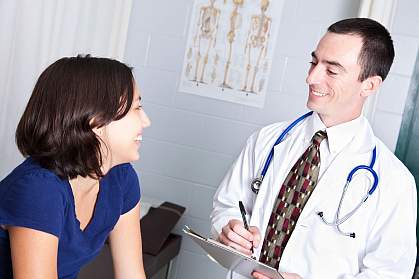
left=372, top=0, right=419, bottom=151
left=124, top=1, right=362, bottom=278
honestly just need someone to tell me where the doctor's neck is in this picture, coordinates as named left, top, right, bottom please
left=317, top=111, right=362, bottom=128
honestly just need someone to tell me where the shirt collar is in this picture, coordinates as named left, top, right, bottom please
left=305, top=112, right=364, bottom=154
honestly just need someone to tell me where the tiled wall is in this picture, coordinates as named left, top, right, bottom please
left=373, top=0, right=419, bottom=151
left=123, top=0, right=418, bottom=278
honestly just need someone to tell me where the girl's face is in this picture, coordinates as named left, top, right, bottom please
left=96, top=83, right=151, bottom=169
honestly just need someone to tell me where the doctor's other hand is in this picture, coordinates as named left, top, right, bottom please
left=252, top=271, right=303, bottom=279
left=218, top=219, right=261, bottom=255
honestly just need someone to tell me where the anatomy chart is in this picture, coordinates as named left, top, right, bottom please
left=179, top=0, right=284, bottom=108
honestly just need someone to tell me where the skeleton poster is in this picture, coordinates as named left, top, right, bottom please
left=179, top=0, right=284, bottom=108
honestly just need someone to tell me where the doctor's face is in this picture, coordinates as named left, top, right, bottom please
left=306, top=32, right=366, bottom=127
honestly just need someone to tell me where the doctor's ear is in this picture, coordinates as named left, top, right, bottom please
left=360, top=75, right=382, bottom=97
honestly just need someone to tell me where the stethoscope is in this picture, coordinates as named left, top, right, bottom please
left=250, top=111, right=379, bottom=238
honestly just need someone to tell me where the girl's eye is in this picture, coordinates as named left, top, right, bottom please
left=309, top=61, right=317, bottom=66
left=133, top=104, right=142, bottom=111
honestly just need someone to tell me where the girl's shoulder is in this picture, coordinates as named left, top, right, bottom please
left=1, top=157, right=67, bottom=194
left=106, top=163, right=140, bottom=215
left=0, top=158, right=69, bottom=237
left=0, top=158, right=69, bottom=216
left=107, top=163, right=138, bottom=185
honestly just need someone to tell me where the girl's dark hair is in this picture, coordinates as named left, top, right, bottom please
left=16, top=55, right=134, bottom=179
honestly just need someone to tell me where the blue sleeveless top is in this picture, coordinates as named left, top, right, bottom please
left=0, top=158, right=141, bottom=279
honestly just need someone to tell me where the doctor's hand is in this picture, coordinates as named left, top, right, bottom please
left=218, top=219, right=261, bottom=255
left=252, top=271, right=303, bottom=279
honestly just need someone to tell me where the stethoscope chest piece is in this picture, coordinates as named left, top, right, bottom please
left=251, top=177, right=263, bottom=194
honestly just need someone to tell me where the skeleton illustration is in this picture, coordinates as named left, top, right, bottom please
left=185, top=48, right=193, bottom=78
left=191, top=0, right=221, bottom=84
left=211, top=52, right=220, bottom=83
left=220, top=0, right=243, bottom=89
left=241, top=0, right=271, bottom=93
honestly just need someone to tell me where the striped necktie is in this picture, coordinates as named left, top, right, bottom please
left=259, top=130, right=327, bottom=269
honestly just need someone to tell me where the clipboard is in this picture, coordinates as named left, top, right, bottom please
left=183, top=226, right=284, bottom=279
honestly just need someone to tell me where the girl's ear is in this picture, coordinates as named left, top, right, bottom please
left=92, top=126, right=104, bottom=137
left=360, top=75, right=382, bottom=98
left=90, top=118, right=104, bottom=137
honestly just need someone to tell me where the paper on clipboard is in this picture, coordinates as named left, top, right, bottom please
left=183, top=226, right=284, bottom=279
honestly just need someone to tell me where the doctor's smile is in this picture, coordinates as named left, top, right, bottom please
left=310, top=90, right=328, bottom=97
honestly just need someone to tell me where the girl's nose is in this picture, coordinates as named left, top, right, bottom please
left=141, top=110, right=151, bottom=128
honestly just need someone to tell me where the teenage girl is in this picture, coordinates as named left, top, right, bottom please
left=0, top=55, right=150, bottom=279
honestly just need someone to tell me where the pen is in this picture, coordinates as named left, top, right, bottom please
left=239, top=201, right=254, bottom=254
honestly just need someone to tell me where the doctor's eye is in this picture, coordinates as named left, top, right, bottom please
left=327, top=69, right=337, bottom=76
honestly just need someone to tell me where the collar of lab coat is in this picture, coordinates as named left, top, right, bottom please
left=304, top=112, right=374, bottom=155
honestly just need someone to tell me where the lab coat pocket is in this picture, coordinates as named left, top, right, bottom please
left=280, top=211, right=362, bottom=277
left=303, top=210, right=363, bottom=262
left=305, top=169, right=372, bottom=256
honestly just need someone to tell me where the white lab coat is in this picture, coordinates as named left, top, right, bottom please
left=211, top=113, right=417, bottom=279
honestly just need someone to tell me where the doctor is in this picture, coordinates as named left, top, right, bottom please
left=210, top=18, right=417, bottom=279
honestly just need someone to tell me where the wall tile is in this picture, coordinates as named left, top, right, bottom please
left=147, top=35, right=185, bottom=72
left=137, top=170, right=193, bottom=210
left=173, top=90, right=245, bottom=121
left=390, top=34, right=419, bottom=77
left=124, top=31, right=150, bottom=67
left=297, top=0, right=361, bottom=23
left=143, top=102, right=258, bottom=156
left=372, top=110, right=403, bottom=152
left=175, top=250, right=227, bottom=279
left=135, top=139, right=234, bottom=187
left=392, top=0, right=419, bottom=37
left=189, top=186, right=216, bottom=219
left=128, top=0, right=190, bottom=36
left=241, top=91, right=309, bottom=126
left=376, top=74, right=411, bottom=114
left=276, top=22, right=322, bottom=57
left=282, top=56, right=310, bottom=96
left=134, top=67, right=177, bottom=106
left=267, top=55, right=287, bottom=93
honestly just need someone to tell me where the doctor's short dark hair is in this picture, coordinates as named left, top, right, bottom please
left=16, top=54, right=135, bottom=179
left=328, top=17, right=395, bottom=82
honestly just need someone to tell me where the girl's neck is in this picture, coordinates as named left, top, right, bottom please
left=69, top=175, right=99, bottom=193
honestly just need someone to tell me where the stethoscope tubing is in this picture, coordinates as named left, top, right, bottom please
left=259, top=111, right=314, bottom=179
left=251, top=112, right=379, bottom=238
left=346, top=147, right=378, bottom=196
left=319, top=146, right=378, bottom=235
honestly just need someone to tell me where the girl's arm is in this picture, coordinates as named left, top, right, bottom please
left=109, top=202, right=146, bottom=279
left=9, top=226, right=58, bottom=279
